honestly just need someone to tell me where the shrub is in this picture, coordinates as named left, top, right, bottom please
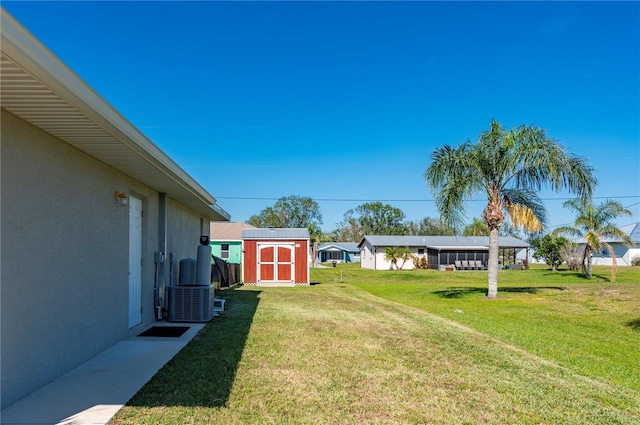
left=412, top=255, right=429, bottom=269
left=560, top=242, right=584, bottom=271
left=631, top=256, right=640, bottom=266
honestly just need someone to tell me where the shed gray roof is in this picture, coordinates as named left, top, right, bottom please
left=357, top=235, right=530, bottom=250
left=242, top=228, right=310, bottom=240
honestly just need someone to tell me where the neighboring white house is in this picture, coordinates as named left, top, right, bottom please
left=358, top=235, right=530, bottom=270
left=317, top=242, right=361, bottom=263
left=574, top=222, right=640, bottom=266
left=1, top=8, right=230, bottom=408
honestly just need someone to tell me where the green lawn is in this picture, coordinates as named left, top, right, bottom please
left=340, top=263, right=640, bottom=393
left=111, top=264, right=640, bottom=424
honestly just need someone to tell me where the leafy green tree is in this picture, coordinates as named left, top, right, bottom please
left=530, top=234, right=570, bottom=271
left=407, top=217, right=456, bottom=235
left=553, top=198, right=633, bottom=280
left=425, top=119, right=596, bottom=298
left=247, top=195, right=322, bottom=229
left=337, top=202, right=407, bottom=241
left=332, top=210, right=363, bottom=242
left=463, top=218, right=490, bottom=236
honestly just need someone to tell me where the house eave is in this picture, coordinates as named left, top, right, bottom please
left=0, top=8, right=230, bottom=221
left=429, top=245, right=489, bottom=251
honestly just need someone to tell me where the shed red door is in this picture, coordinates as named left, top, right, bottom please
left=277, top=245, right=292, bottom=281
left=259, top=245, right=275, bottom=281
left=258, top=243, right=294, bottom=283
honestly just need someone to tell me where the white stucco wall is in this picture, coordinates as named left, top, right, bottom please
left=359, top=242, right=422, bottom=270
left=373, top=248, right=421, bottom=270
left=581, top=243, right=639, bottom=266
left=1, top=110, right=210, bottom=407
left=624, top=247, right=640, bottom=265
left=359, top=243, right=376, bottom=269
left=166, top=199, right=210, bottom=286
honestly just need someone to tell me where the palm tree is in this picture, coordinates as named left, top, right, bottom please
left=397, top=246, right=413, bottom=270
left=463, top=218, right=490, bottom=236
left=553, top=199, right=633, bottom=280
left=384, top=247, right=399, bottom=270
left=425, top=119, right=596, bottom=298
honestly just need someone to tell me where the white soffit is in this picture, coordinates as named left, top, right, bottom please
left=0, top=9, right=229, bottom=221
left=429, top=245, right=490, bottom=251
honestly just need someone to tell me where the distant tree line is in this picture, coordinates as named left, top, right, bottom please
left=244, top=119, right=634, bottom=290
left=245, top=195, right=524, bottom=243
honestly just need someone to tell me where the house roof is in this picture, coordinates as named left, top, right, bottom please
left=210, top=222, right=256, bottom=240
left=318, top=242, right=360, bottom=252
left=242, top=228, right=310, bottom=240
left=574, top=222, right=640, bottom=244
left=624, top=222, right=640, bottom=242
left=357, top=235, right=530, bottom=250
left=0, top=8, right=230, bottom=221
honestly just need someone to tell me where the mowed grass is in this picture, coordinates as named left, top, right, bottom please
left=111, top=265, right=640, bottom=424
left=340, top=263, right=640, bottom=394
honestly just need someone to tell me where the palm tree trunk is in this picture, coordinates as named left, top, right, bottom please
left=603, top=242, right=617, bottom=282
left=585, top=246, right=593, bottom=279
left=487, top=227, right=500, bottom=298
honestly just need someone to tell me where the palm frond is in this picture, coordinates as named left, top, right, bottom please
left=552, top=226, right=584, bottom=239
left=505, top=203, right=544, bottom=233
left=511, top=128, right=597, bottom=199
left=502, top=188, right=547, bottom=233
left=593, top=199, right=634, bottom=225
left=599, top=225, right=635, bottom=247
left=425, top=142, right=481, bottom=230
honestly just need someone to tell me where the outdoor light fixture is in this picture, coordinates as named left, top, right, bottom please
left=114, top=191, right=129, bottom=206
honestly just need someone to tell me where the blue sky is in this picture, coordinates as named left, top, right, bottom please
left=4, top=1, right=639, bottom=232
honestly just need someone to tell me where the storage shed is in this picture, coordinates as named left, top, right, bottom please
left=242, top=228, right=310, bottom=286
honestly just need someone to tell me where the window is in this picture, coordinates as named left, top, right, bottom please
left=221, top=243, right=229, bottom=259
left=329, top=251, right=341, bottom=260
left=418, top=249, right=424, bottom=255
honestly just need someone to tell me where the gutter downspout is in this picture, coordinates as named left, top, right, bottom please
left=155, top=193, right=168, bottom=320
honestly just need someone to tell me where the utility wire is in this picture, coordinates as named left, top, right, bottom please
left=216, top=195, right=640, bottom=203
left=218, top=196, right=639, bottom=230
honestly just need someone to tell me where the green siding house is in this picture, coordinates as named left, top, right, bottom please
left=210, top=222, right=256, bottom=264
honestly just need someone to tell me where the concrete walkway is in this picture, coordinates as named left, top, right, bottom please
left=1, top=322, right=204, bottom=425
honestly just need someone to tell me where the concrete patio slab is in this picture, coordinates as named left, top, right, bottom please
left=1, top=322, right=204, bottom=425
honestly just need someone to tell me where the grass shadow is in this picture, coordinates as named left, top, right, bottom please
left=434, top=286, right=567, bottom=299
left=627, top=318, right=640, bottom=332
left=541, top=270, right=613, bottom=283
left=126, top=288, right=261, bottom=408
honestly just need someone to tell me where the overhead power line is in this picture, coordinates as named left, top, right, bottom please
left=216, top=195, right=640, bottom=203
